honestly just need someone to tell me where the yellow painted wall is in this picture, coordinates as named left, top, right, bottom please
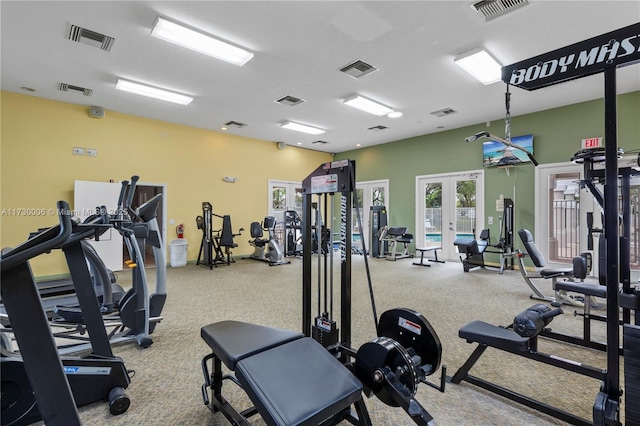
left=1, top=91, right=331, bottom=276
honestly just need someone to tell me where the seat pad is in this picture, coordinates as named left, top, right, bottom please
left=236, top=337, right=363, bottom=426
left=201, top=321, right=303, bottom=370
left=459, top=320, right=529, bottom=352
left=540, top=268, right=573, bottom=278
left=555, top=281, right=607, bottom=298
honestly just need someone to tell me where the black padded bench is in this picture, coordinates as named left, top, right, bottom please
left=450, top=311, right=607, bottom=426
left=458, top=320, right=529, bottom=352
left=200, top=321, right=371, bottom=425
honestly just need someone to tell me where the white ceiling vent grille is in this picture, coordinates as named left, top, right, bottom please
left=339, top=60, right=378, bottom=79
left=430, top=107, right=457, bottom=117
left=312, top=140, right=329, bottom=145
left=368, top=125, right=387, bottom=131
left=224, top=120, right=247, bottom=128
left=275, top=95, right=305, bottom=106
left=58, top=83, right=92, bottom=96
left=68, top=25, right=115, bottom=51
left=472, top=0, right=529, bottom=21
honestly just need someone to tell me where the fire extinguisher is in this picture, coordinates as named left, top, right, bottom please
left=176, top=224, right=185, bottom=239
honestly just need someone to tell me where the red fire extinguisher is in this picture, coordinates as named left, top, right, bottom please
left=176, top=224, right=185, bottom=239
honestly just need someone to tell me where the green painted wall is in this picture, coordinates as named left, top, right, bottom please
left=336, top=91, right=640, bottom=259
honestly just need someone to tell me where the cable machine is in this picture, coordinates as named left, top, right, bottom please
left=196, top=202, right=242, bottom=268
left=301, top=160, right=447, bottom=425
left=498, top=22, right=640, bottom=425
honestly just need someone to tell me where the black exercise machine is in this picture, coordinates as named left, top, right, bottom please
left=200, top=160, right=446, bottom=426
left=369, top=205, right=388, bottom=258
left=515, top=228, right=585, bottom=307
left=378, top=226, right=413, bottom=261
left=494, top=22, right=640, bottom=425
left=453, top=198, right=514, bottom=273
left=196, top=201, right=242, bottom=268
left=284, top=209, right=303, bottom=257
left=449, top=304, right=607, bottom=426
left=1, top=202, right=132, bottom=426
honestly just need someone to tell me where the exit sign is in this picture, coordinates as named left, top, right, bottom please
left=582, top=137, right=603, bottom=149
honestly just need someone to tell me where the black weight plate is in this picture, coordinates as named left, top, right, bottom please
left=378, top=308, right=442, bottom=375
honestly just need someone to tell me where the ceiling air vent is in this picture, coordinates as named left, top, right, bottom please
left=68, top=25, right=115, bottom=51
left=224, top=121, right=247, bottom=128
left=312, top=140, right=329, bottom=145
left=339, top=60, right=378, bottom=79
left=471, top=0, right=529, bottom=22
left=430, top=107, right=457, bottom=118
left=275, top=95, right=305, bottom=106
left=368, top=125, right=387, bottom=131
left=58, top=83, right=92, bottom=96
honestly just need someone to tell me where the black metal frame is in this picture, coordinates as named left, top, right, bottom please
left=197, top=201, right=239, bottom=268
left=301, top=160, right=355, bottom=351
left=450, top=332, right=607, bottom=426
left=0, top=202, right=82, bottom=426
left=502, top=22, right=640, bottom=425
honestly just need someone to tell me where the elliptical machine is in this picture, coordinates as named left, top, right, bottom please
left=1, top=202, right=132, bottom=426
left=248, top=216, right=290, bottom=266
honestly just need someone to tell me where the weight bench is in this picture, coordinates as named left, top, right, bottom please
left=413, top=245, right=444, bottom=267
left=200, top=321, right=372, bottom=425
left=450, top=305, right=607, bottom=426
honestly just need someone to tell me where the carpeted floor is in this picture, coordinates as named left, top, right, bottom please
left=60, top=254, right=626, bottom=425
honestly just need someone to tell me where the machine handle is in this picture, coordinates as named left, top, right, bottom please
left=1, top=201, right=72, bottom=271
left=125, top=175, right=139, bottom=211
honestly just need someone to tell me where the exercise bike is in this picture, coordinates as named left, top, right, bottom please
left=248, top=216, right=290, bottom=266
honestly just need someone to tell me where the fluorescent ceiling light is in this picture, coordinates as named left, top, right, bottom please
left=115, top=79, right=193, bottom=105
left=281, top=121, right=325, bottom=135
left=151, top=16, right=253, bottom=66
left=454, top=48, right=502, bottom=85
left=343, top=95, right=394, bottom=117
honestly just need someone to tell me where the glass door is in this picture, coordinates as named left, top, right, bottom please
left=268, top=180, right=302, bottom=245
left=416, top=171, right=484, bottom=260
left=353, top=180, right=388, bottom=254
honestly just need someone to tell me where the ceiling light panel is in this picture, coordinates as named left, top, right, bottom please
left=151, top=17, right=253, bottom=66
left=343, top=95, right=393, bottom=116
left=281, top=121, right=325, bottom=135
left=454, top=48, right=502, bottom=85
left=115, top=79, right=193, bottom=105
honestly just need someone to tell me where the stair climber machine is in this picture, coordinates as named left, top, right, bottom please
left=1, top=201, right=133, bottom=426
left=53, top=175, right=166, bottom=349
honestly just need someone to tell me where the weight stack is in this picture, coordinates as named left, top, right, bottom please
left=312, top=316, right=339, bottom=348
left=624, top=324, right=640, bottom=426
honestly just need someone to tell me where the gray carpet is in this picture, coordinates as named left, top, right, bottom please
left=64, top=254, right=624, bottom=425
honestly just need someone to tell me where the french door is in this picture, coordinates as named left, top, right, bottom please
left=416, top=171, right=484, bottom=260
left=353, top=180, right=388, bottom=253
left=268, top=180, right=303, bottom=244
left=536, top=161, right=640, bottom=278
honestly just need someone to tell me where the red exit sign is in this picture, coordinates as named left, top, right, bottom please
left=581, top=137, right=603, bottom=149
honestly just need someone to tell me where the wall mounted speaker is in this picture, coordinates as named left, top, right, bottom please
left=89, top=106, right=105, bottom=118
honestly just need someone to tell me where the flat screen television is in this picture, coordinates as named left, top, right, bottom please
left=483, top=134, right=534, bottom=167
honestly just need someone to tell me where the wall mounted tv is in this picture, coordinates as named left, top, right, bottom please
left=483, top=134, right=534, bottom=167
